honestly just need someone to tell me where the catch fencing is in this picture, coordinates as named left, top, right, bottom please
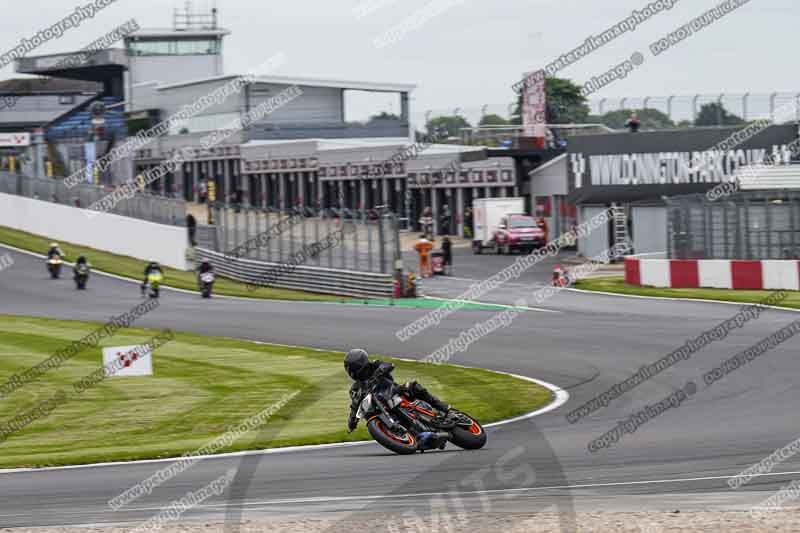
left=0, top=171, right=186, bottom=227
left=667, top=191, right=800, bottom=260
left=209, top=204, right=402, bottom=275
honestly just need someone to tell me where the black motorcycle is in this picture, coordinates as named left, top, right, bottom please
left=74, top=264, right=90, bottom=290
left=199, top=271, right=215, bottom=298
left=354, top=377, right=487, bottom=455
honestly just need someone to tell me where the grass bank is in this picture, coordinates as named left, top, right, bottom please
left=0, top=315, right=553, bottom=468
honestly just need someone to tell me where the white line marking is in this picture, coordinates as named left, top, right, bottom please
left=125, top=469, right=800, bottom=512
left=422, top=296, right=561, bottom=314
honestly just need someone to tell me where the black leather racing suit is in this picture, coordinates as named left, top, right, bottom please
left=347, top=360, right=448, bottom=430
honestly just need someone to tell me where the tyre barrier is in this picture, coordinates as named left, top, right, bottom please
left=625, top=257, right=800, bottom=291
left=195, top=247, right=395, bottom=298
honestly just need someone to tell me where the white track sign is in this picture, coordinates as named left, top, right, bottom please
left=103, top=345, right=153, bottom=377
left=0, top=133, right=30, bottom=147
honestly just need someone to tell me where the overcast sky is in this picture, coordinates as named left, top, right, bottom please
left=1, top=0, right=796, bottom=125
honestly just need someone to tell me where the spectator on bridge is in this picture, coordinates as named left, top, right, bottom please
left=414, top=235, right=434, bottom=278
left=626, top=113, right=641, bottom=133
left=186, top=213, right=197, bottom=247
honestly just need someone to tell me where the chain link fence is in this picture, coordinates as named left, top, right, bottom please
left=210, top=205, right=402, bottom=274
left=591, top=93, right=800, bottom=124
left=0, top=172, right=186, bottom=227
left=667, top=191, right=800, bottom=260
left=419, top=93, right=800, bottom=132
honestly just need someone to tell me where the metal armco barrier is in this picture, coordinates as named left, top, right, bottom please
left=195, top=248, right=395, bottom=298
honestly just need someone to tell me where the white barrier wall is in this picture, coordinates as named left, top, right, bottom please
left=763, top=260, right=800, bottom=291
left=698, top=260, right=732, bottom=289
left=639, top=259, right=670, bottom=287
left=0, top=193, right=189, bottom=270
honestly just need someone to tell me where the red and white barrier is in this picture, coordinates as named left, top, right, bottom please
left=625, top=257, right=800, bottom=291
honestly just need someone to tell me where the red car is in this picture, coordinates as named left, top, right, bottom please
left=494, top=214, right=546, bottom=254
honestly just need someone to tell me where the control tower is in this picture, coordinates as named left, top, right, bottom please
left=125, top=2, right=230, bottom=111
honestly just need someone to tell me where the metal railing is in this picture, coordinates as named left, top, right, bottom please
left=459, top=124, right=612, bottom=146
left=0, top=171, right=187, bottom=227
left=210, top=204, right=402, bottom=275
left=666, top=191, right=800, bottom=260
left=195, top=248, right=395, bottom=298
left=418, top=93, right=800, bottom=136
left=591, top=92, right=800, bottom=124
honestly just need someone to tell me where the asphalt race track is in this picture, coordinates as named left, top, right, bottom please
left=1, top=245, right=800, bottom=529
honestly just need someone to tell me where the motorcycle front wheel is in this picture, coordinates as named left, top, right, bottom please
left=367, top=418, right=417, bottom=455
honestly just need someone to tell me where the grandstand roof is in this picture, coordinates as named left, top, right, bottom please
left=158, top=74, right=416, bottom=93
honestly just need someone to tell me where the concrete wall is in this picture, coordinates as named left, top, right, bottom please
left=0, top=193, right=189, bottom=269
left=529, top=155, right=568, bottom=197
left=631, top=206, right=667, bottom=256
left=529, top=155, right=568, bottom=237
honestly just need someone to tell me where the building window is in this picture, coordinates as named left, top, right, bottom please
left=128, top=39, right=221, bottom=56
left=59, top=95, right=75, bottom=105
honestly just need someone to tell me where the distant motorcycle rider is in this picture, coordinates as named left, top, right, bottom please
left=47, top=242, right=64, bottom=260
left=197, top=259, right=214, bottom=286
left=73, top=255, right=91, bottom=273
left=197, top=258, right=214, bottom=275
left=141, top=261, right=163, bottom=295
left=344, top=349, right=450, bottom=432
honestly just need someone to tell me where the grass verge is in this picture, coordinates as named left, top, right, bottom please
left=0, top=225, right=343, bottom=302
left=575, top=276, right=800, bottom=309
left=0, top=315, right=553, bottom=468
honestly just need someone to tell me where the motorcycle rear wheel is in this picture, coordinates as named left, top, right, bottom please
left=367, top=419, right=417, bottom=455
left=449, top=412, right=487, bottom=450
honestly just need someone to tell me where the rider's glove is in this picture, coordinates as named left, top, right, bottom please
left=347, top=415, right=358, bottom=433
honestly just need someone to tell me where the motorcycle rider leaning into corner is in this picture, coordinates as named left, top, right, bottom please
left=344, top=348, right=451, bottom=432
left=141, top=261, right=163, bottom=295
left=47, top=242, right=64, bottom=260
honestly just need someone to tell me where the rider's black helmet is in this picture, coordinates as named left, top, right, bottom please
left=344, top=349, right=370, bottom=380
